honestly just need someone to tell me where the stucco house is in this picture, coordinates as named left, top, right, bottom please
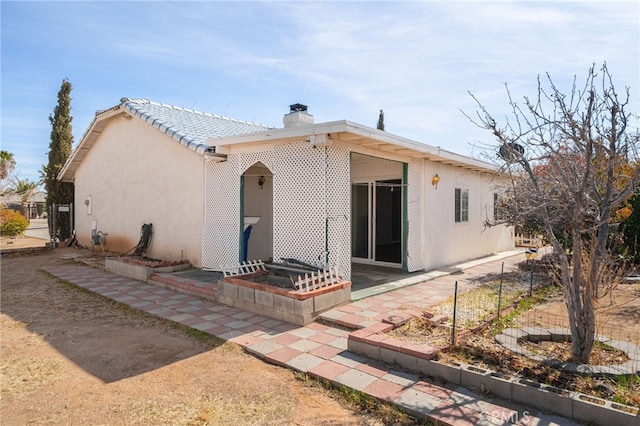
left=59, top=98, right=513, bottom=280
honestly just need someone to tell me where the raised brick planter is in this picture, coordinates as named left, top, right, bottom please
left=149, top=274, right=217, bottom=300
left=217, top=273, right=351, bottom=326
left=105, top=258, right=191, bottom=281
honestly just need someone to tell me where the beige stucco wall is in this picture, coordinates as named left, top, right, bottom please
left=73, top=116, right=204, bottom=267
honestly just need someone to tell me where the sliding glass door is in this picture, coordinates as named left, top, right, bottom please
left=351, top=179, right=402, bottom=265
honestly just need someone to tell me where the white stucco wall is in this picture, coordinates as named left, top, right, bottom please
left=202, top=137, right=513, bottom=279
left=421, top=160, right=513, bottom=270
left=73, top=116, right=204, bottom=267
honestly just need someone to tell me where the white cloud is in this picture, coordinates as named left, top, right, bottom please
left=1, top=0, right=638, bottom=178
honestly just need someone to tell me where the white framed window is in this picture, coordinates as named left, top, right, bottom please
left=455, top=188, right=469, bottom=222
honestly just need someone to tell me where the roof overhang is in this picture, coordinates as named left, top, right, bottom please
left=60, top=107, right=499, bottom=182
left=207, top=120, right=498, bottom=173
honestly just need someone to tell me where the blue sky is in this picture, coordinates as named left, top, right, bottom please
left=2, top=1, right=638, bottom=184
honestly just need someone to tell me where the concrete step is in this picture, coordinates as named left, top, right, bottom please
left=316, top=309, right=363, bottom=330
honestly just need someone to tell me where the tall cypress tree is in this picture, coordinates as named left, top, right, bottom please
left=44, top=79, right=75, bottom=240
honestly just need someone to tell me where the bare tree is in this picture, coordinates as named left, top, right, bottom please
left=467, top=63, right=640, bottom=363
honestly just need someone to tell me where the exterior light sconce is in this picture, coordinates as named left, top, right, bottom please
left=431, top=174, right=440, bottom=189
left=258, top=175, right=265, bottom=189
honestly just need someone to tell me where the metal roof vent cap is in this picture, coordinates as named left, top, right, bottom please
left=284, top=103, right=314, bottom=128
left=289, top=103, right=307, bottom=113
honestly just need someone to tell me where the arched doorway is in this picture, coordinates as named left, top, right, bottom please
left=240, top=162, right=273, bottom=262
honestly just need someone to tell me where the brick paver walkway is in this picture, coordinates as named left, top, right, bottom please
left=43, top=250, right=579, bottom=425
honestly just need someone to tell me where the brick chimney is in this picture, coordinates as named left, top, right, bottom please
left=283, top=103, right=314, bottom=128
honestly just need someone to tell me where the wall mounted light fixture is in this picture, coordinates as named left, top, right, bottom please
left=258, top=175, right=265, bottom=189
left=431, top=174, right=440, bottom=189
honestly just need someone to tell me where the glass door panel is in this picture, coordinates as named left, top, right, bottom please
left=374, top=179, right=402, bottom=263
left=351, top=183, right=370, bottom=259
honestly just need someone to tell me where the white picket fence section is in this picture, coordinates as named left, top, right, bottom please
left=293, top=266, right=342, bottom=294
left=221, top=260, right=266, bottom=277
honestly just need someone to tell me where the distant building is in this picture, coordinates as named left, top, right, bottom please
left=0, top=189, right=46, bottom=219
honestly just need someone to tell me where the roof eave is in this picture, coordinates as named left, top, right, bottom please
left=123, top=100, right=214, bottom=155
left=208, top=120, right=498, bottom=173
left=208, top=120, right=351, bottom=147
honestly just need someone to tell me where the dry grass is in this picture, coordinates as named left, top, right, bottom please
left=519, top=340, right=629, bottom=365
left=387, top=317, right=451, bottom=347
left=429, top=274, right=532, bottom=329
left=0, top=355, right=67, bottom=400
left=126, top=392, right=294, bottom=426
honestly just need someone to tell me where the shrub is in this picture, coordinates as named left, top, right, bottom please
left=0, top=209, right=29, bottom=237
left=619, top=189, right=640, bottom=264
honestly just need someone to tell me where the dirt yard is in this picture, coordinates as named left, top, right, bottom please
left=0, top=249, right=386, bottom=425
left=0, top=235, right=47, bottom=250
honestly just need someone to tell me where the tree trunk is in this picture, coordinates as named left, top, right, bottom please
left=20, top=202, right=30, bottom=223
left=564, top=231, right=596, bottom=363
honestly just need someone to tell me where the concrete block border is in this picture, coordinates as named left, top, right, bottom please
left=348, top=321, right=639, bottom=426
